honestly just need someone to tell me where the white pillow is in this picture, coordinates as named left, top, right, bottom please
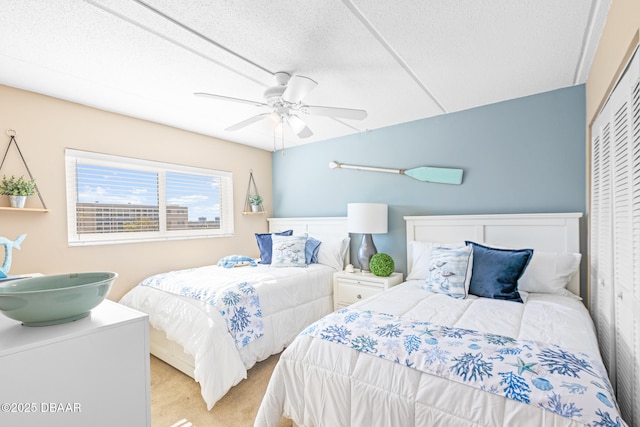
left=406, top=241, right=466, bottom=280
left=517, top=251, right=581, bottom=295
left=309, top=234, right=350, bottom=271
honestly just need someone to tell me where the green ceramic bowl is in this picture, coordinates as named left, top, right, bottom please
left=0, top=272, right=117, bottom=326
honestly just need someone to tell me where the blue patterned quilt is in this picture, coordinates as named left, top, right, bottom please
left=140, top=269, right=263, bottom=349
left=302, top=308, right=626, bottom=427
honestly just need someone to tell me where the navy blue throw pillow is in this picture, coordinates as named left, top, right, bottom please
left=256, top=230, right=293, bottom=264
left=465, top=241, right=533, bottom=303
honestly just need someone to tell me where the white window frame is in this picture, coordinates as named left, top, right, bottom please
left=65, top=149, right=234, bottom=246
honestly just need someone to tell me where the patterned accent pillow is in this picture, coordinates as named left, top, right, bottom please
left=255, top=230, right=293, bottom=264
left=271, top=234, right=308, bottom=268
left=406, top=241, right=466, bottom=280
left=424, top=245, right=473, bottom=299
left=217, top=255, right=258, bottom=268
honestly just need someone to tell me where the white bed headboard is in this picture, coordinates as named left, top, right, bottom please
left=267, top=217, right=349, bottom=266
left=404, top=213, right=583, bottom=295
left=268, top=217, right=348, bottom=237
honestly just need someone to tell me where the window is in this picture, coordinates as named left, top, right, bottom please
left=65, top=149, right=233, bottom=246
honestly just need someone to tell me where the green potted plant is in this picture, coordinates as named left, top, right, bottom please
left=0, top=175, right=37, bottom=208
left=248, top=194, right=263, bottom=212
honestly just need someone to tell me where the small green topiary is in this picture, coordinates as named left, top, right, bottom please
left=369, top=253, right=394, bottom=277
left=0, top=175, right=37, bottom=196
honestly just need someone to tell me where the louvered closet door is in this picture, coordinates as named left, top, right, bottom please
left=611, top=73, right=636, bottom=423
left=628, top=74, right=640, bottom=427
left=590, top=47, right=640, bottom=426
left=591, top=105, right=616, bottom=386
left=633, top=79, right=640, bottom=427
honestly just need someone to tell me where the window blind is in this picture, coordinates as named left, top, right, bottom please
left=65, top=149, right=233, bottom=245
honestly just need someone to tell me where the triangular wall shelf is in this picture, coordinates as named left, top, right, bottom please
left=242, top=170, right=265, bottom=215
left=0, top=130, right=48, bottom=212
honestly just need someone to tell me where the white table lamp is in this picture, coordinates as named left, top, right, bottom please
left=347, top=203, right=388, bottom=272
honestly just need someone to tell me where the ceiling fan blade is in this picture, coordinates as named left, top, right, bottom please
left=282, top=75, right=317, bottom=103
left=194, top=92, right=267, bottom=108
left=286, top=114, right=313, bottom=138
left=225, top=113, right=272, bottom=131
left=301, top=105, right=368, bottom=120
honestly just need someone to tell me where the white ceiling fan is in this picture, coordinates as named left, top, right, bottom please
left=195, top=72, right=368, bottom=139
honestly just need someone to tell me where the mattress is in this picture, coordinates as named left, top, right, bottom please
left=119, top=263, right=334, bottom=409
left=255, top=280, right=623, bottom=427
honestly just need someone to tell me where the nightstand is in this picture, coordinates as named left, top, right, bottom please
left=333, top=270, right=404, bottom=310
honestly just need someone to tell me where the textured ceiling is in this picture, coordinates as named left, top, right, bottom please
left=0, top=0, right=610, bottom=151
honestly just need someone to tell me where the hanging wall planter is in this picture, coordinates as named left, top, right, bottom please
left=243, top=170, right=265, bottom=215
left=0, top=130, right=48, bottom=211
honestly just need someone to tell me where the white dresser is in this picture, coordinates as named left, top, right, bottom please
left=0, top=299, right=150, bottom=427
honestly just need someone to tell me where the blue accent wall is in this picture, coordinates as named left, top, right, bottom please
left=273, top=86, right=586, bottom=286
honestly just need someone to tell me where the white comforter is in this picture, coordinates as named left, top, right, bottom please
left=119, top=263, right=334, bottom=409
left=255, top=280, right=609, bottom=427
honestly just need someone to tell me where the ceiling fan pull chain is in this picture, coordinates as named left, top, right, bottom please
left=281, top=116, right=285, bottom=156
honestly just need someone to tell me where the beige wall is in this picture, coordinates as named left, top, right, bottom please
left=587, top=1, right=640, bottom=124
left=0, top=84, right=272, bottom=300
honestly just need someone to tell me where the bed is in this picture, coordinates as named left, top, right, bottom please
left=119, top=217, right=349, bottom=410
left=255, top=213, right=628, bottom=427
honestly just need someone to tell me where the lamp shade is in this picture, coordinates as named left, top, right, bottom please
left=347, top=203, right=388, bottom=234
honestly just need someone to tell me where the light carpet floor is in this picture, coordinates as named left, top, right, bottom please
left=150, top=354, right=292, bottom=427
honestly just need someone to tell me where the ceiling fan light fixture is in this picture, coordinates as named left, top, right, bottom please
left=286, top=114, right=306, bottom=133
left=267, top=112, right=281, bottom=126
left=286, top=115, right=313, bottom=138
left=196, top=71, right=366, bottom=141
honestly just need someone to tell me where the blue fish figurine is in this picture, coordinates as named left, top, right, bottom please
left=0, top=234, right=27, bottom=277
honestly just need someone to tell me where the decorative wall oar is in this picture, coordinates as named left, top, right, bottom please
left=329, top=161, right=463, bottom=185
